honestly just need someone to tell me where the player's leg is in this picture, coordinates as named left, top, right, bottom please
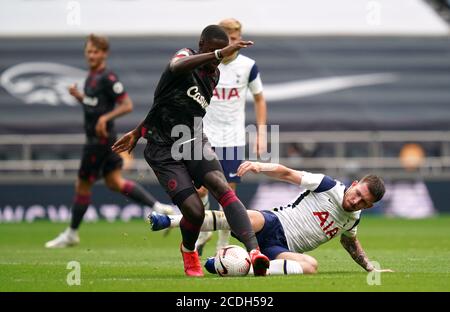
left=250, top=211, right=315, bottom=275
left=103, top=152, right=173, bottom=215
left=216, top=146, right=245, bottom=250
left=195, top=186, right=213, bottom=256
left=45, top=145, right=98, bottom=248
left=144, top=141, right=204, bottom=276
left=172, top=191, right=205, bottom=277
left=216, top=182, right=235, bottom=250
left=150, top=208, right=265, bottom=233
left=199, top=171, right=269, bottom=275
left=272, top=252, right=318, bottom=274
left=45, top=178, right=93, bottom=248
left=189, top=140, right=258, bottom=251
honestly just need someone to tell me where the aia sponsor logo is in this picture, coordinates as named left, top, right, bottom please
left=0, top=62, right=85, bottom=106
left=212, top=88, right=240, bottom=100
left=313, top=211, right=339, bottom=239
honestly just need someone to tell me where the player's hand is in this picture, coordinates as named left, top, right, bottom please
left=68, top=83, right=83, bottom=102
left=237, top=161, right=261, bottom=177
left=112, top=129, right=140, bottom=154
left=95, top=116, right=109, bottom=138
left=220, top=40, right=254, bottom=58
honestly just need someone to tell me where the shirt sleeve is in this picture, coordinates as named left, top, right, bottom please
left=342, top=219, right=360, bottom=238
left=300, top=171, right=337, bottom=192
left=105, top=72, right=127, bottom=102
left=248, top=63, right=263, bottom=95
left=171, top=48, right=192, bottom=63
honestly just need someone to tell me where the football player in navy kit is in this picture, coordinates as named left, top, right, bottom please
left=45, top=34, right=173, bottom=249
left=112, top=25, right=270, bottom=277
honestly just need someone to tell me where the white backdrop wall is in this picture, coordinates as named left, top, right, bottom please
left=0, top=0, right=448, bottom=36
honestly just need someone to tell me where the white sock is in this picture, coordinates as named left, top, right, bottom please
left=66, top=227, right=78, bottom=236
left=216, top=229, right=231, bottom=249
left=201, top=210, right=230, bottom=231
left=166, top=210, right=230, bottom=231
left=167, top=214, right=182, bottom=228
left=196, top=231, right=212, bottom=246
left=216, top=205, right=230, bottom=249
left=249, top=259, right=303, bottom=275
left=200, top=194, right=210, bottom=210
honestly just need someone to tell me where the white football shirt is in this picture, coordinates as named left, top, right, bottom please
left=203, top=54, right=263, bottom=147
left=272, top=172, right=361, bottom=253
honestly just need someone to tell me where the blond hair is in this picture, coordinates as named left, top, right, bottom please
left=85, top=34, right=109, bottom=52
left=219, top=18, right=242, bottom=34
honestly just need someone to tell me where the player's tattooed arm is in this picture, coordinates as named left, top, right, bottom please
left=341, top=235, right=394, bottom=273
left=340, top=235, right=374, bottom=272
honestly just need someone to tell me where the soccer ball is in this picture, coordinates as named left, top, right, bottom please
left=214, top=245, right=251, bottom=277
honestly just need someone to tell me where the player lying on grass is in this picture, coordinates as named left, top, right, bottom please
left=150, top=161, right=394, bottom=275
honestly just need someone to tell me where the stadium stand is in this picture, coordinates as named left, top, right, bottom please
left=1, top=0, right=449, bottom=218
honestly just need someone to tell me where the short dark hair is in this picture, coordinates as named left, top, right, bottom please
left=86, top=34, right=109, bottom=52
left=360, top=174, right=385, bottom=202
left=200, top=25, right=229, bottom=43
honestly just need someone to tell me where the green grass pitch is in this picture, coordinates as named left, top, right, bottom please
left=1, top=216, right=449, bottom=292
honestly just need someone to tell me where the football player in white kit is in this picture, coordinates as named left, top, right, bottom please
left=151, top=161, right=394, bottom=275
left=196, top=18, right=268, bottom=255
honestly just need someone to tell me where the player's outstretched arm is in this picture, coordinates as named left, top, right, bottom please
left=340, top=235, right=394, bottom=272
left=237, top=161, right=302, bottom=185
left=170, top=41, right=254, bottom=74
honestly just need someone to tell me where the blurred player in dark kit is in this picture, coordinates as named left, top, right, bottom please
left=45, top=34, right=173, bottom=248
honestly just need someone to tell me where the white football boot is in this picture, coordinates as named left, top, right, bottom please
left=45, top=228, right=80, bottom=248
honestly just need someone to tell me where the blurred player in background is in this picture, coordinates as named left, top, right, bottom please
left=45, top=34, right=173, bottom=249
left=112, top=25, right=269, bottom=277
left=196, top=18, right=268, bottom=255
left=151, top=161, right=394, bottom=275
